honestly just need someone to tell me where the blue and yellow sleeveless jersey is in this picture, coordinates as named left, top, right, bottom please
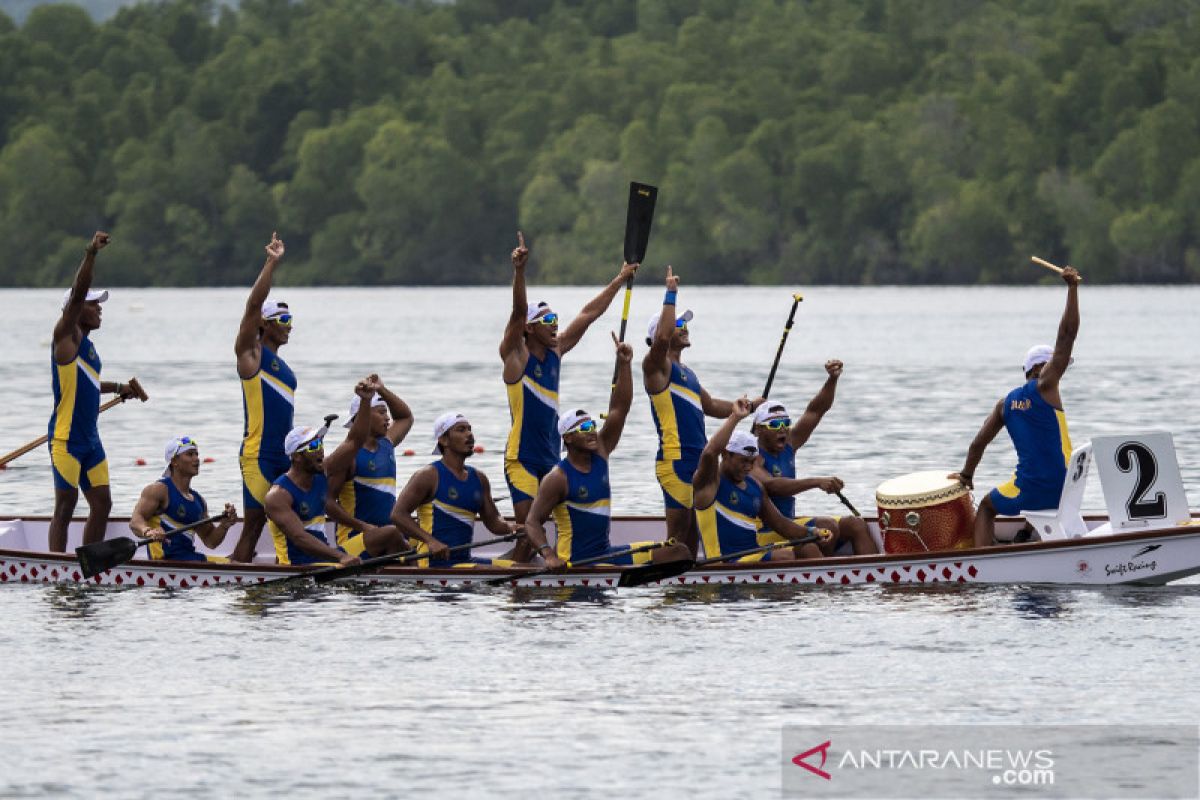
left=147, top=477, right=211, bottom=562
left=1002, top=379, right=1072, bottom=489
left=648, top=361, right=706, bottom=463
left=698, top=475, right=766, bottom=559
left=417, top=461, right=485, bottom=566
left=268, top=473, right=330, bottom=566
left=239, top=345, right=296, bottom=507
left=48, top=335, right=109, bottom=490
left=552, top=453, right=614, bottom=562
left=335, top=438, right=397, bottom=545
left=505, top=350, right=560, bottom=469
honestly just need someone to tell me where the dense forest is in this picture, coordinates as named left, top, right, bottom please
left=2, top=0, right=1199, bottom=286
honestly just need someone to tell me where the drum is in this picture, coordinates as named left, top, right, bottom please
left=875, top=471, right=975, bottom=553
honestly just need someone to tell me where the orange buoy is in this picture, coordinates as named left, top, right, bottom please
left=135, top=458, right=147, bottom=466
left=402, top=449, right=415, bottom=456
left=473, top=445, right=485, bottom=453
left=203, top=457, right=215, bottom=463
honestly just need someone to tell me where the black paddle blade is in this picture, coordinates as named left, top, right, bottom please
left=76, top=537, right=140, bottom=579
left=617, top=558, right=694, bottom=588
left=623, top=182, right=658, bottom=264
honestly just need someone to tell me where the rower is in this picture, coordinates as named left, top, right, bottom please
left=232, top=232, right=298, bottom=562
left=48, top=231, right=139, bottom=552
left=266, top=424, right=380, bottom=567
left=950, top=266, right=1083, bottom=547
left=390, top=412, right=520, bottom=567
left=750, top=366, right=878, bottom=555
left=500, top=231, right=638, bottom=560
left=130, top=436, right=238, bottom=562
left=324, top=375, right=413, bottom=558
left=523, top=334, right=692, bottom=569
left=693, top=399, right=827, bottom=562
left=643, top=266, right=762, bottom=555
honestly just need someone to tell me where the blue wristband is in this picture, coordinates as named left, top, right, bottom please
left=664, top=290, right=677, bottom=305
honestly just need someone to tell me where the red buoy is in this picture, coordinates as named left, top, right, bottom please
left=402, top=449, right=415, bottom=456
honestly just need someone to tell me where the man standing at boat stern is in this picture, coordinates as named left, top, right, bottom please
left=643, top=265, right=762, bottom=555
left=232, top=232, right=296, bottom=562
left=951, top=266, right=1082, bottom=547
left=523, top=334, right=692, bottom=569
left=48, top=231, right=139, bottom=552
left=499, top=231, right=637, bottom=559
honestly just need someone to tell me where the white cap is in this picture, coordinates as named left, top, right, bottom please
left=432, top=411, right=469, bottom=454
left=61, top=288, right=109, bottom=310
left=163, top=436, right=199, bottom=464
left=1023, top=344, right=1073, bottom=374
left=526, top=302, right=554, bottom=323
left=725, top=431, right=759, bottom=457
left=646, top=309, right=693, bottom=342
left=557, top=409, right=592, bottom=437
left=262, top=299, right=290, bottom=320
left=284, top=426, right=321, bottom=457
left=753, top=403, right=789, bottom=426
left=344, top=394, right=387, bottom=428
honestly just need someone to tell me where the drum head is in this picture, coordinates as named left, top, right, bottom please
left=876, top=471, right=968, bottom=509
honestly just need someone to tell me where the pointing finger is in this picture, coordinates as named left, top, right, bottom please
left=517, top=231, right=526, bottom=249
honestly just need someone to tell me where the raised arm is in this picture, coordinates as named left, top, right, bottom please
left=500, top=232, right=530, bottom=380
left=599, top=334, right=634, bottom=455
left=1037, top=267, right=1081, bottom=405
left=558, top=261, right=638, bottom=355
left=950, top=400, right=1005, bottom=490
left=390, top=466, right=449, bottom=560
left=477, top=472, right=519, bottom=537
left=53, top=231, right=109, bottom=363
left=790, top=360, right=842, bottom=449
left=641, top=265, right=679, bottom=394
left=375, top=378, right=414, bottom=445
left=523, top=467, right=568, bottom=568
left=323, top=379, right=375, bottom=480
left=265, top=485, right=355, bottom=564
left=235, top=232, right=284, bottom=379
left=129, top=481, right=169, bottom=539
left=693, top=397, right=752, bottom=508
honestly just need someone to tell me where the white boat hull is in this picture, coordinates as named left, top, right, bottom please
left=3, top=515, right=1200, bottom=589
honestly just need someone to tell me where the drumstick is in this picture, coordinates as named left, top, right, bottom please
left=1031, top=256, right=1063, bottom=275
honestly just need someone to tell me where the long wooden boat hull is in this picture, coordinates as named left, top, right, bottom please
left=3, top=516, right=1200, bottom=589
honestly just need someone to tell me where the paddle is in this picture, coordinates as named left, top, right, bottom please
left=835, top=491, right=861, bottom=517
left=610, top=182, right=658, bottom=390
left=75, top=511, right=225, bottom=579
left=0, top=377, right=148, bottom=469
left=694, top=534, right=819, bottom=567
left=485, top=539, right=674, bottom=586
left=761, top=294, right=803, bottom=399
left=311, top=531, right=524, bottom=585
left=617, top=534, right=823, bottom=588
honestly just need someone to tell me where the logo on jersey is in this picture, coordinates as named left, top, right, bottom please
left=271, top=359, right=280, bottom=372
left=367, top=459, right=376, bottom=472
left=771, top=465, right=782, bottom=477
left=729, top=491, right=740, bottom=505
left=578, top=486, right=589, bottom=499
left=533, top=364, right=543, bottom=379
left=176, top=505, right=186, bottom=518
left=298, top=502, right=309, bottom=516
left=1010, top=398, right=1032, bottom=411
left=448, top=487, right=459, bottom=501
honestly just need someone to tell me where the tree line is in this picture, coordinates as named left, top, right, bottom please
left=2, top=0, right=1199, bottom=287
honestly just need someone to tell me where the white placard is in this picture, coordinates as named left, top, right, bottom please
left=1091, top=432, right=1192, bottom=531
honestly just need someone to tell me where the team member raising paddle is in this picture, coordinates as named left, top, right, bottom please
left=232, top=232, right=296, bottom=562
left=47, top=231, right=140, bottom=552
left=499, top=231, right=638, bottom=560
left=523, top=334, right=692, bottom=569
left=950, top=263, right=1082, bottom=547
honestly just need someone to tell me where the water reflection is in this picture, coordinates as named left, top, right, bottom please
left=1009, top=588, right=1073, bottom=619
left=43, top=584, right=117, bottom=619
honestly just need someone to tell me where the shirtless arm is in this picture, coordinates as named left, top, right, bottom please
left=693, top=398, right=752, bottom=509
left=478, top=472, right=519, bottom=537
left=390, top=466, right=448, bottom=558
left=265, top=484, right=354, bottom=564
left=375, top=379, right=414, bottom=446
left=599, top=335, right=634, bottom=455
left=1037, top=267, right=1081, bottom=409
left=758, top=482, right=827, bottom=542
left=641, top=266, right=679, bottom=395
left=500, top=232, right=531, bottom=383
left=234, top=233, right=284, bottom=380
left=195, top=503, right=238, bottom=549
left=129, top=481, right=168, bottom=539
left=950, top=401, right=1005, bottom=490
left=558, top=262, right=638, bottom=355
left=790, top=360, right=842, bottom=449
left=523, top=467, right=567, bottom=567
left=53, top=232, right=109, bottom=364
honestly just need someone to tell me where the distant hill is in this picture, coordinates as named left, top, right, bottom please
left=2, top=0, right=139, bottom=23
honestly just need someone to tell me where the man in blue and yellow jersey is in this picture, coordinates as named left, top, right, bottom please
left=524, top=334, right=692, bottom=569
left=500, top=231, right=638, bottom=559
left=951, top=266, right=1082, bottom=547
left=643, top=265, right=763, bottom=555
left=129, top=436, right=238, bottom=562
left=48, top=231, right=139, bottom=552
left=232, top=232, right=297, bottom=562
left=324, top=375, right=413, bottom=558
left=266, top=423, right=406, bottom=566
left=390, top=412, right=520, bottom=567
left=749, top=364, right=878, bottom=556
left=692, top=400, right=827, bottom=563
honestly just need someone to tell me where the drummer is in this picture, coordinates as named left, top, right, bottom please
left=129, top=436, right=238, bottom=562
left=693, top=398, right=827, bottom=562
left=950, top=266, right=1082, bottom=546
left=750, top=384, right=877, bottom=555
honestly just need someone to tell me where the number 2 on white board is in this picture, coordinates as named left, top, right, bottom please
left=1116, top=441, right=1167, bottom=520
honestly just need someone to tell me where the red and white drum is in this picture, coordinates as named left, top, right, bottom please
left=876, top=471, right=975, bottom=554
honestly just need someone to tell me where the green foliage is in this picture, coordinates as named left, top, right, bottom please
left=1, top=0, right=1200, bottom=285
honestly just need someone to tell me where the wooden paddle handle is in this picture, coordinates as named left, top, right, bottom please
left=0, top=377, right=148, bottom=467
left=1031, top=256, right=1064, bottom=274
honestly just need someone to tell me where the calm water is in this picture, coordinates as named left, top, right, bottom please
left=1, top=285, right=1198, bottom=797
